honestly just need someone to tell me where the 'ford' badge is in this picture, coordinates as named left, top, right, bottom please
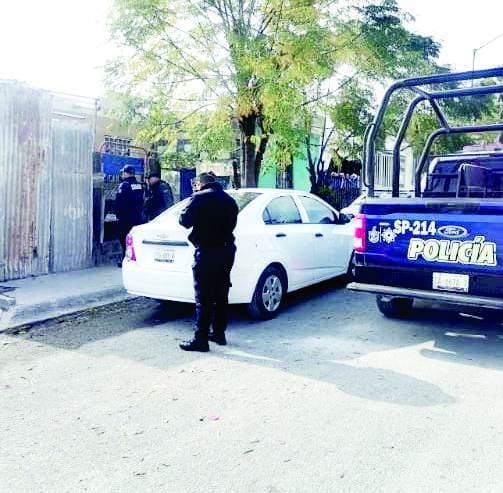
left=438, top=225, right=468, bottom=238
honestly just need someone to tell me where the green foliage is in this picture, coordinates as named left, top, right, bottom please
left=161, top=150, right=200, bottom=170
left=345, top=0, right=440, bottom=79
left=300, top=0, right=444, bottom=185
left=105, top=92, right=179, bottom=148
left=328, top=80, right=374, bottom=160
left=107, top=0, right=457, bottom=184
left=379, top=78, right=503, bottom=157
left=184, top=101, right=236, bottom=159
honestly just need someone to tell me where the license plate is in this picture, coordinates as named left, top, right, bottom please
left=154, top=248, right=175, bottom=263
left=433, top=272, right=469, bottom=293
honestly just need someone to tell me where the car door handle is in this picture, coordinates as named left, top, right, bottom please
left=276, top=233, right=287, bottom=238
left=315, top=233, right=324, bottom=238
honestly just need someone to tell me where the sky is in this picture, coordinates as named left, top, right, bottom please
left=0, top=0, right=502, bottom=99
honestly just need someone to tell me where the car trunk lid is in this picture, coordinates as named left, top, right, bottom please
left=132, top=213, right=194, bottom=272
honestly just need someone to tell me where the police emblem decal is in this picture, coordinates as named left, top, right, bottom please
left=368, top=226, right=380, bottom=244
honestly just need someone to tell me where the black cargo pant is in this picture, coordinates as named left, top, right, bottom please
left=192, top=244, right=236, bottom=341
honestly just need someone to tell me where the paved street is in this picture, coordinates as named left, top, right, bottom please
left=2, top=281, right=503, bottom=493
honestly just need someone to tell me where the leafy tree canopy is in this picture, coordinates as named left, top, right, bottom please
left=107, top=0, right=447, bottom=186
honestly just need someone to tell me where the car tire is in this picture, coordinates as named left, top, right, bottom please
left=345, top=253, right=355, bottom=283
left=376, top=295, right=414, bottom=318
left=247, top=266, right=286, bottom=320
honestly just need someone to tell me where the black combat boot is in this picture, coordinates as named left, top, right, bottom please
left=179, top=338, right=209, bottom=352
left=208, top=332, right=227, bottom=346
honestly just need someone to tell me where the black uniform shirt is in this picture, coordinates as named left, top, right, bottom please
left=144, top=180, right=174, bottom=220
left=179, top=182, right=238, bottom=248
left=115, top=176, right=144, bottom=225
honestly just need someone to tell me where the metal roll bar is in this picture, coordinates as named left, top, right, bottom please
left=364, top=67, right=503, bottom=197
left=414, top=123, right=503, bottom=196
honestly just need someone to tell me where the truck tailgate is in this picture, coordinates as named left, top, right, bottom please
left=357, top=199, right=503, bottom=297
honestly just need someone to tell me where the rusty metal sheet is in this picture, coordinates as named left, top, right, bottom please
left=0, top=82, right=95, bottom=281
left=49, top=117, right=93, bottom=272
left=0, top=82, right=52, bottom=281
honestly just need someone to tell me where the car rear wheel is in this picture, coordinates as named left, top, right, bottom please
left=345, top=253, right=355, bottom=283
left=376, top=295, right=414, bottom=318
left=247, top=266, right=286, bottom=320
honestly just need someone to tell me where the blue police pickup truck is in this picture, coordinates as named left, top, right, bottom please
left=349, top=67, right=503, bottom=318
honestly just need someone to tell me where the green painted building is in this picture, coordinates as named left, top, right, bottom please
left=257, top=135, right=320, bottom=192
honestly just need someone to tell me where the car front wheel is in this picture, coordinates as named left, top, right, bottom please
left=247, top=266, right=286, bottom=320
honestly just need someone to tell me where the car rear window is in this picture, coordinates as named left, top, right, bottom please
left=153, top=191, right=259, bottom=223
left=227, top=191, right=260, bottom=211
left=424, top=156, right=503, bottom=198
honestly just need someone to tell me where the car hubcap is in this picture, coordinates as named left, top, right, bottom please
left=262, top=275, right=283, bottom=312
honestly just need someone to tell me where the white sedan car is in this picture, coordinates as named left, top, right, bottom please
left=122, top=188, right=354, bottom=319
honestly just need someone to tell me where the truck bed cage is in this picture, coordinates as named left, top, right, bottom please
left=364, top=67, right=503, bottom=198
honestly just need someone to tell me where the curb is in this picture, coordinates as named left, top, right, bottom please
left=0, top=292, right=16, bottom=311
left=0, top=287, right=136, bottom=332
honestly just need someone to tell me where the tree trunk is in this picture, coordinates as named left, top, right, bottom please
left=254, top=134, right=269, bottom=185
left=231, top=158, right=240, bottom=189
left=306, top=136, right=319, bottom=194
left=239, top=115, right=257, bottom=187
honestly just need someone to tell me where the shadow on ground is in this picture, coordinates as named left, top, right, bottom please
left=5, top=278, right=503, bottom=408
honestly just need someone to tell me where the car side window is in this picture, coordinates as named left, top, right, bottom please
left=263, top=196, right=302, bottom=225
left=299, top=196, right=337, bottom=224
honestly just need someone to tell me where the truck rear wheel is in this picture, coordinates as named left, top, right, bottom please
left=376, top=295, right=413, bottom=318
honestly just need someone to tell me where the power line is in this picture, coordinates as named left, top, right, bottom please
left=475, top=32, right=503, bottom=52
left=472, top=31, right=503, bottom=74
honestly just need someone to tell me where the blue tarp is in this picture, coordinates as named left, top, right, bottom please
left=101, top=153, right=144, bottom=176
left=180, top=168, right=197, bottom=200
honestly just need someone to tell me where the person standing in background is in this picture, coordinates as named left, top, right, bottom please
left=115, top=165, right=144, bottom=267
left=144, top=172, right=174, bottom=221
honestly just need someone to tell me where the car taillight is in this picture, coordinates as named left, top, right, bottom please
left=354, top=213, right=366, bottom=252
left=125, top=234, right=136, bottom=261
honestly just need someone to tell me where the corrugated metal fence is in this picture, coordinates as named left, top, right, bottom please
left=0, top=82, right=94, bottom=281
left=50, top=118, right=93, bottom=272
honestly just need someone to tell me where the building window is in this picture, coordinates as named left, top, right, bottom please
left=104, top=135, right=132, bottom=156
left=176, top=139, right=191, bottom=153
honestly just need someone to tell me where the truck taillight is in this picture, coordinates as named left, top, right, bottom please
left=354, top=214, right=367, bottom=252
left=125, top=234, right=136, bottom=261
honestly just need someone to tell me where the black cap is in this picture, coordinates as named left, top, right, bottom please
left=121, top=165, right=135, bottom=175
left=147, top=172, right=161, bottom=179
left=198, top=172, right=216, bottom=185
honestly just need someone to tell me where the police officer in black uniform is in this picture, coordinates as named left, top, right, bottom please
left=115, top=165, right=144, bottom=267
left=144, top=172, right=174, bottom=221
left=179, top=173, right=239, bottom=352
